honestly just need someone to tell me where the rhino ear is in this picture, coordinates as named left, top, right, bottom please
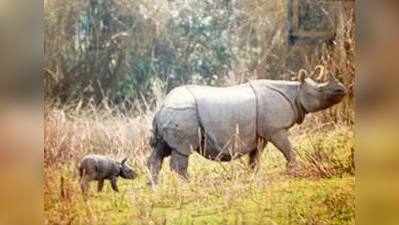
left=121, top=157, right=128, bottom=165
left=298, top=69, right=307, bottom=83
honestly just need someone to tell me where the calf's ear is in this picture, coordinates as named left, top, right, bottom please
left=121, top=157, right=128, bottom=165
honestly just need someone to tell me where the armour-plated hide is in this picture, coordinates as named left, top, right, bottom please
left=148, top=69, right=347, bottom=185
left=79, top=154, right=136, bottom=193
left=154, top=80, right=305, bottom=159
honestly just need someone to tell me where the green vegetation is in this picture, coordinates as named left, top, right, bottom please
left=44, top=1, right=355, bottom=224
left=44, top=0, right=354, bottom=116
left=45, top=118, right=354, bottom=225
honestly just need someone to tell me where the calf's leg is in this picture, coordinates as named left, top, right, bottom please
left=97, top=179, right=104, bottom=192
left=169, top=150, right=189, bottom=180
left=80, top=176, right=90, bottom=194
left=110, top=177, right=119, bottom=192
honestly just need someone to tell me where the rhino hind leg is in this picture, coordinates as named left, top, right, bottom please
left=147, top=138, right=172, bottom=186
left=169, top=150, right=189, bottom=180
left=248, top=140, right=267, bottom=171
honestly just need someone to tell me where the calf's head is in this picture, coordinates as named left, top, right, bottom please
left=119, top=158, right=137, bottom=179
left=297, top=66, right=347, bottom=113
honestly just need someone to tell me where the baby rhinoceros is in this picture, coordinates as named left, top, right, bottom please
left=79, top=154, right=137, bottom=193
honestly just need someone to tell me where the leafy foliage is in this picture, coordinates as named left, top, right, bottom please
left=45, top=0, right=239, bottom=102
left=44, top=0, right=355, bottom=130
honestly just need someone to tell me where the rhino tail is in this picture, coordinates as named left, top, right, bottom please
left=150, top=111, right=160, bottom=148
left=79, top=164, right=85, bottom=178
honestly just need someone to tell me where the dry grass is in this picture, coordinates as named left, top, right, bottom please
left=44, top=78, right=166, bottom=169
left=44, top=1, right=355, bottom=224
left=44, top=99, right=354, bottom=225
left=292, top=121, right=355, bottom=178
left=44, top=104, right=151, bottom=169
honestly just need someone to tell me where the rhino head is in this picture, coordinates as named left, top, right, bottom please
left=297, top=66, right=347, bottom=113
left=119, top=157, right=137, bottom=179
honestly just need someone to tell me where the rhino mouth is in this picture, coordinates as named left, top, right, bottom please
left=125, top=174, right=136, bottom=179
left=121, top=170, right=137, bottom=179
left=327, top=91, right=346, bottom=104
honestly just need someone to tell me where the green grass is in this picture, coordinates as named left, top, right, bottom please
left=45, top=126, right=355, bottom=225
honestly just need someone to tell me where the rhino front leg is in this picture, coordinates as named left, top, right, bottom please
left=110, top=177, right=119, bottom=192
left=97, top=179, right=104, bottom=192
left=170, top=150, right=189, bottom=180
left=80, top=176, right=90, bottom=194
left=269, top=130, right=298, bottom=172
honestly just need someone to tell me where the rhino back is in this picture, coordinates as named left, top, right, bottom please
left=80, top=155, right=119, bottom=180
left=156, top=86, right=200, bottom=156
left=157, top=84, right=258, bottom=157
left=156, top=81, right=299, bottom=157
left=162, top=86, right=196, bottom=109
left=189, top=84, right=257, bottom=155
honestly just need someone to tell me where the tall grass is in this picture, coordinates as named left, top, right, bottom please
left=44, top=41, right=356, bottom=222
left=44, top=78, right=166, bottom=169
left=44, top=1, right=355, bottom=224
left=44, top=102, right=151, bottom=168
left=44, top=91, right=354, bottom=224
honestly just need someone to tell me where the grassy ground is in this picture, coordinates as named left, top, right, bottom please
left=44, top=110, right=355, bottom=225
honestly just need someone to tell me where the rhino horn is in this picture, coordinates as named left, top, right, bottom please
left=297, top=69, right=308, bottom=82
left=313, top=65, right=326, bottom=82
left=121, top=157, right=128, bottom=165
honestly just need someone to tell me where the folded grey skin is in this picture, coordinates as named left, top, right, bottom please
left=147, top=67, right=347, bottom=185
left=79, top=154, right=136, bottom=193
left=156, top=73, right=346, bottom=159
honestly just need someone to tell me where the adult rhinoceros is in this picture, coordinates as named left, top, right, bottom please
left=147, top=67, right=347, bottom=185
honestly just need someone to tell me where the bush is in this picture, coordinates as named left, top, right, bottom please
left=294, top=124, right=355, bottom=178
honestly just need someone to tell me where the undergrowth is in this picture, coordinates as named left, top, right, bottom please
left=44, top=105, right=355, bottom=225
